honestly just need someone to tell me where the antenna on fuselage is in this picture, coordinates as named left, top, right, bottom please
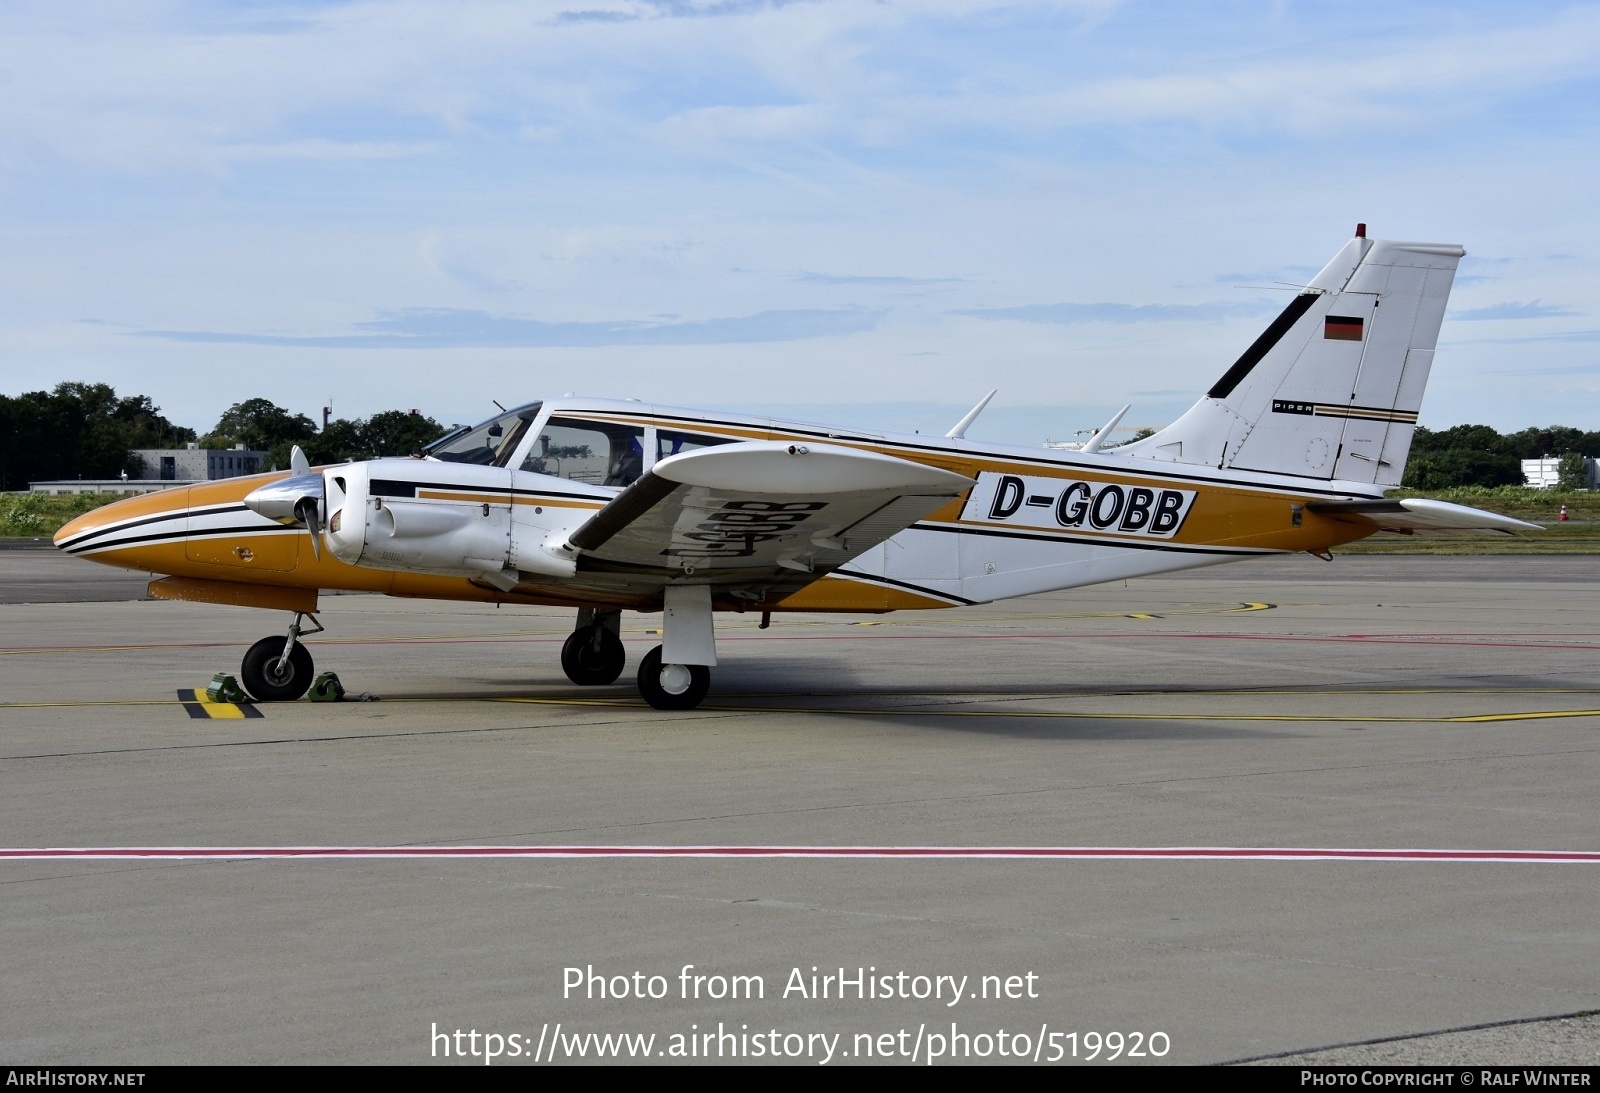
left=945, top=389, right=997, bottom=440
left=1078, top=405, right=1131, bottom=455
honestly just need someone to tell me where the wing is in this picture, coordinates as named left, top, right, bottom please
left=1307, top=498, right=1542, bottom=534
left=566, top=441, right=973, bottom=585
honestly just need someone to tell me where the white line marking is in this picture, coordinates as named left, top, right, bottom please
left=2, top=846, right=1598, bottom=863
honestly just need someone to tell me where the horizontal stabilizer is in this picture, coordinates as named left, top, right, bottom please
left=1307, top=498, right=1543, bottom=534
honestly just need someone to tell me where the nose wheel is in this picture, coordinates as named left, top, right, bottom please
left=239, top=612, right=322, bottom=701
left=636, top=645, right=710, bottom=710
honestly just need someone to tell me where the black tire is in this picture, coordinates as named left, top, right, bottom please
left=561, top=626, right=626, bottom=685
left=240, top=636, right=315, bottom=702
left=636, top=644, right=710, bottom=711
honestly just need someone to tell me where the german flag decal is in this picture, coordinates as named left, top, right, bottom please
left=1325, top=315, right=1364, bottom=341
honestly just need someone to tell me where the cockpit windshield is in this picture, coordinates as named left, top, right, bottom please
left=423, top=403, right=542, bottom=467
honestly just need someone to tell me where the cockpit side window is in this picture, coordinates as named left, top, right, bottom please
left=425, top=403, right=542, bottom=467
left=522, top=418, right=647, bottom=486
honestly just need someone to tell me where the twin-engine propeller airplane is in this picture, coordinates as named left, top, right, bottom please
left=57, top=226, right=1538, bottom=709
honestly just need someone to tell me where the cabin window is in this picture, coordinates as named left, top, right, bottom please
left=523, top=418, right=647, bottom=486
left=655, top=429, right=738, bottom=463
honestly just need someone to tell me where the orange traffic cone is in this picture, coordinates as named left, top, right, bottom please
left=1558, top=505, right=1569, bottom=522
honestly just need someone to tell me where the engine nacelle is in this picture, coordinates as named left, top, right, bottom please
left=323, top=460, right=580, bottom=586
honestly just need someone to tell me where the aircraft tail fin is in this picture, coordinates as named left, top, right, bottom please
left=1117, top=226, right=1464, bottom=485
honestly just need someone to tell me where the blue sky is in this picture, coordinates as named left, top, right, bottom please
left=2, top=0, right=1596, bottom=443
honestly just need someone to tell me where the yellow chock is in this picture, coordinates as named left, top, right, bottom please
left=206, top=673, right=247, bottom=704
left=309, top=672, right=346, bottom=703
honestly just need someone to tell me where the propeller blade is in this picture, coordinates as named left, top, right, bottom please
left=295, top=496, right=323, bottom=561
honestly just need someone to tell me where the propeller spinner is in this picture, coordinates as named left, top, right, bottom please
left=243, top=448, right=326, bottom=559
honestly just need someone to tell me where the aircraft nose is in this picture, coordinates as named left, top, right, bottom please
left=54, top=507, right=103, bottom=548
left=53, top=488, right=192, bottom=571
left=54, top=504, right=116, bottom=551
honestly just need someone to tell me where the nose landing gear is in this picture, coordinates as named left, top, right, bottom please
left=239, top=612, right=323, bottom=701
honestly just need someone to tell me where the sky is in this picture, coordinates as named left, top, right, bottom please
left=2, top=0, right=1596, bottom=445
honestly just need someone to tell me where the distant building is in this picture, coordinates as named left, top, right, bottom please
left=131, top=444, right=266, bottom=482
left=1521, top=456, right=1598, bottom=490
left=27, top=443, right=269, bottom=496
left=1523, top=458, right=1560, bottom=489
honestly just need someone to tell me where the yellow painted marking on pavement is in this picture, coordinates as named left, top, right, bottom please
left=662, top=704, right=1600, bottom=724
left=0, top=700, right=186, bottom=709
left=192, top=693, right=248, bottom=719
left=0, top=643, right=221, bottom=656
left=938, top=602, right=1275, bottom=623
left=714, top=687, right=1600, bottom=699
left=1450, top=710, right=1600, bottom=723
left=485, top=694, right=1600, bottom=724
left=177, top=688, right=262, bottom=719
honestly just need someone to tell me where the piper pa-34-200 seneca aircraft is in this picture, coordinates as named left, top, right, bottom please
left=57, top=226, right=1539, bottom=709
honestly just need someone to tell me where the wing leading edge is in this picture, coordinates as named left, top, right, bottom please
left=567, top=441, right=973, bottom=581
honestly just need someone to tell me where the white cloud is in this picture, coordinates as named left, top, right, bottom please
left=0, top=1, right=1595, bottom=435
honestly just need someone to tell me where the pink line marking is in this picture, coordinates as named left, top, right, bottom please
left=3, top=846, right=1597, bottom=863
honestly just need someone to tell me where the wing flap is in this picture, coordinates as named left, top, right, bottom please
left=564, top=441, right=973, bottom=575
left=1307, top=498, right=1543, bottom=534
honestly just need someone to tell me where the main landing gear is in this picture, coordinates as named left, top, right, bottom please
left=636, top=584, right=717, bottom=711
left=560, top=608, right=626, bottom=685
left=636, top=645, right=710, bottom=710
left=563, top=588, right=719, bottom=710
left=239, top=612, right=323, bottom=702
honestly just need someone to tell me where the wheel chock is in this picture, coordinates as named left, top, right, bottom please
left=309, top=672, right=346, bottom=702
left=206, top=673, right=248, bottom=704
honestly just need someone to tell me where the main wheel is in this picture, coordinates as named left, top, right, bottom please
left=561, top=626, right=626, bottom=685
left=636, top=644, right=710, bottom=710
left=240, top=636, right=315, bottom=702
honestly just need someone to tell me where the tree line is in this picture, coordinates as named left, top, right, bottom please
left=199, top=396, right=446, bottom=473
left=0, top=383, right=446, bottom=491
left=1403, top=425, right=1600, bottom=490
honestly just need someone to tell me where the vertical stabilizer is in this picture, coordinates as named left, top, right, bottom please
left=1117, top=229, right=1464, bottom=485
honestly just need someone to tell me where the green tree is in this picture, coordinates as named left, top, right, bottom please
left=1428, top=423, right=1510, bottom=456
left=1503, top=426, right=1585, bottom=461
left=0, top=382, right=193, bottom=489
left=1408, top=425, right=1443, bottom=453
left=302, top=418, right=365, bottom=465
left=361, top=410, right=446, bottom=457
left=1402, top=449, right=1524, bottom=489
left=1557, top=452, right=1589, bottom=491
left=202, top=398, right=317, bottom=470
